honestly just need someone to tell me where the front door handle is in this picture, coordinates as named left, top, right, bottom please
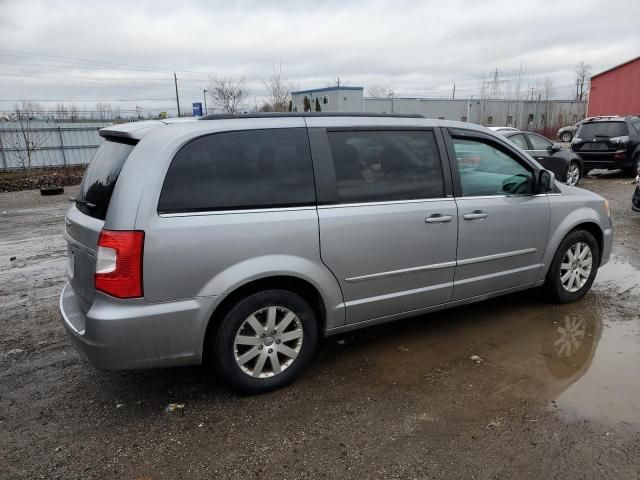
left=463, top=211, right=488, bottom=220
left=425, top=214, right=453, bottom=224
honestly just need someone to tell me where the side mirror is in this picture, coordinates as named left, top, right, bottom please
left=547, top=144, right=561, bottom=154
left=538, top=169, right=555, bottom=193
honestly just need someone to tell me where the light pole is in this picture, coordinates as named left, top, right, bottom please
left=203, top=89, right=208, bottom=116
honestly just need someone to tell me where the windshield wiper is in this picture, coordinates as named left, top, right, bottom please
left=69, top=197, right=96, bottom=208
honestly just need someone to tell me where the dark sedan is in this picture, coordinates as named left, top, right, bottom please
left=499, top=130, right=583, bottom=186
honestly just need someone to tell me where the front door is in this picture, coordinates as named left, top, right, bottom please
left=314, top=128, right=458, bottom=325
left=446, top=130, right=551, bottom=301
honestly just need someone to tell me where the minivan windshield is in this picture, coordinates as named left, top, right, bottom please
left=577, top=122, right=628, bottom=139
left=77, top=139, right=135, bottom=220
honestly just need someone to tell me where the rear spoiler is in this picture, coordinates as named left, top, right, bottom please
left=99, top=121, right=166, bottom=141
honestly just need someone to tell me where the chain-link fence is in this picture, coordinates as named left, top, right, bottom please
left=0, top=122, right=109, bottom=171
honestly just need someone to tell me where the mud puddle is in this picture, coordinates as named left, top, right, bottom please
left=324, top=259, right=640, bottom=429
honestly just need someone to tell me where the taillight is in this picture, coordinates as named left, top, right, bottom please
left=95, top=230, right=144, bottom=298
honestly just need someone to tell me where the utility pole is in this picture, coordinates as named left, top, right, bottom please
left=174, top=72, right=181, bottom=117
left=203, top=89, right=208, bottom=115
left=389, top=89, right=394, bottom=113
left=452, top=83, right=456, bottom=100
left=336, top=76, right=340, bottom=112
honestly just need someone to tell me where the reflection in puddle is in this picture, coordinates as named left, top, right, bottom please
left=320, top=259, right=640, bottom=428
left=554, top=260, right=640, bottom=426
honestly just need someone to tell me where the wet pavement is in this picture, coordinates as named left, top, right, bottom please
left=1, top=175, right=639, bottom=479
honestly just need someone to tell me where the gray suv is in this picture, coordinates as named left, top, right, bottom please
left=60, top=113, right=613, bottom=393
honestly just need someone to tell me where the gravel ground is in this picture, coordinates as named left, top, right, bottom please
left=1, top=176, right=639, bottom=480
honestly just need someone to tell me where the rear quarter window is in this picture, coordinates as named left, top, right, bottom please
left=158, top=128, right=315, bottom=213
left=77, top=139, right=135, bottom=220
left=577, top=122, right=628, bottom=138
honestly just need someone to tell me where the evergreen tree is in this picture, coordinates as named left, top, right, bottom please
left=315, top=98, right=321, bottom=112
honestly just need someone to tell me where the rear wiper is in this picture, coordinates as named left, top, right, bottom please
left=69, top=197, right=96, bottom=208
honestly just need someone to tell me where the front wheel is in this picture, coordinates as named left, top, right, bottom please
left=211, top=289, right=318, bottom=394
left=545, top=230, right=600, bottom=303
left=565, top=161, right=581, bottom=186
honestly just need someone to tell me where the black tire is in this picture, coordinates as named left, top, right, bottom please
left=545, top=229, right=600, bottom=304
left=40, top=186, right=64, bottom=196
left=627, top=155, right=640, bottom=178
left=561, top=132, right=573, bottom=143
left=211, top=289, right=318, bottom=394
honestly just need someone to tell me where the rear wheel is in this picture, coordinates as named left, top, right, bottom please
left=211, top=289, right=318, bottom=394
left=565, top=161, right=581, bottom=186
left=630, top=156, right=640, bottom=177
left=561, top=132, right=573, bottom=143
left=545, top=230, right=600, bottom=303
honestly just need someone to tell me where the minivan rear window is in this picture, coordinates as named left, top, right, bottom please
left=158, top=128, right=315, bottom=213
left=77, top=139, right=135, bottom=220
left=577, top=121, right=628, bottom=139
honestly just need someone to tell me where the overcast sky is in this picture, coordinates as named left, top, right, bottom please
left=1, top=0, right=638, bottom=116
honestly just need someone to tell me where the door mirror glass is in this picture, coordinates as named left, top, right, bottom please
left=538, top=169, right=555, bottom=193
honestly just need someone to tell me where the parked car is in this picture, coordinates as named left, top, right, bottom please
left=633, top=175, right=640, bottom=212
left=498, top=130, right=583, bottom=186
left=557, top=116, right=618, bottom=143
left=60, top=113, right=612, bottom=393
left=571, top=116, right=640, bottom=176
left=488, top=126, right=520, bottom=133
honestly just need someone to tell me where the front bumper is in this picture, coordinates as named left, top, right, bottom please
left=59, top=283, right=219, bottom=370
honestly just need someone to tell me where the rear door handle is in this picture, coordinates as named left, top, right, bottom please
left=425, top=214, right=453, bottom=224
left=463, top=211, right=488, bottom=220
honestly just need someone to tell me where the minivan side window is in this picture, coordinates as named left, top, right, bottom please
left=158, top=128, right=315, bottom=213
left=452, top=138, right=534, bottom=197
left=326, top=130, right=444, bottom=203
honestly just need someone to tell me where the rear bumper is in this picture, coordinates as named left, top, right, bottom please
left=59, top=283, right=219, bottom=370
left=575, top=151, right=633, bottom=169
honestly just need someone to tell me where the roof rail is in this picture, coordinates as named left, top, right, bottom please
left=199, top=112, right=425, bottom=120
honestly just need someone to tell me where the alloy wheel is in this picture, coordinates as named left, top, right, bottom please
left=566, top=163, right=580, bottom=186
left=233, top=306, right=303, bottom=378
left=559, top=242, right=592, bottom=292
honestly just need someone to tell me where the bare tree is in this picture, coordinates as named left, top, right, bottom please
left=575, top=61, right=591, bottom=101
left=52, top=103, right=68, bottom=122
left=367, top=85, right=392, bottom=98
left=95, top=103, right=113, bottom=121
left=541, top=77, right=555, bottom=132
left=8, top=101, right=49, bottom=170
left=68, top=103, right=79, bottom=122
left=263, top=64, right=294, bottom=112
left=208, top=76, right=249, bottom=113
left=505, top=64, right=528, bottom=128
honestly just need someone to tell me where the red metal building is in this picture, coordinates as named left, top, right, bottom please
left=588, top=56, right=640, bottom=117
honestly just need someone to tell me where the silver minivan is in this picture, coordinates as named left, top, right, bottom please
left=60, top=113, right=613, bottom=393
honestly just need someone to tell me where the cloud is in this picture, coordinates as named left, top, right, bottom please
left=0, top=0, right=638, bottom=114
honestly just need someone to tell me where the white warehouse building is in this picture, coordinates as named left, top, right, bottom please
left=290, top=85, right=586, bottom=133
left=291, top=86, right=364, bottom=113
